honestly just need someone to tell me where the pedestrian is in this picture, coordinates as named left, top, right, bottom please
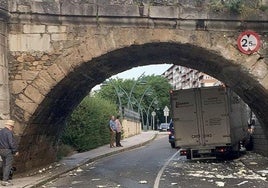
left=0, top=120, right=19, bottom=186
left=109, top=116, right=117, bottom=148
left=115, top=115, right=123, bottom=147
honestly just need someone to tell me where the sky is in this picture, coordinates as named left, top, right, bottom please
left=92, top=64, right=172, bottom=91
left=111, top=64, right=172, bottom=79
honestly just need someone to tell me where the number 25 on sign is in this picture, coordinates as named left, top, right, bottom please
left=237, top=30, right=261, bottom=55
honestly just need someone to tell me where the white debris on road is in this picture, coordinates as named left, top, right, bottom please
left=215, top=181, right=225, bottom=187
left=139, top=180, right=148, bottom=184
left=91, top=178, right=101, bottom=181
left=97, top=185, right=107, bottom=188
left=237, top=181, right=248, bottom=186
left=257, top=170, right=268, bottom=176
left=76, top=167, right=83, bottom=172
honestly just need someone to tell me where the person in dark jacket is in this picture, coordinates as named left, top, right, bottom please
left=0, top=120, right=19, bottom=186
left=115, top=115, right=123, bottom=147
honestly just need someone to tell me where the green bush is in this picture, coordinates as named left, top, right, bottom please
left=61, top=96, right=117, bottom=152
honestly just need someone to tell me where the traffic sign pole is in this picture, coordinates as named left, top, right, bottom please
left=163, top=106, right=169, bottom=123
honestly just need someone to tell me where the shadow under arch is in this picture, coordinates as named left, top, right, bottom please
left=16, top=42, right=268, bottom=171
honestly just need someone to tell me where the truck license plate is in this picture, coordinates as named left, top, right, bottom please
left=199, top=149, right=210, bottom=154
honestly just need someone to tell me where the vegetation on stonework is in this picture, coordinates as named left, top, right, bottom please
left=209, top=0, right=267, bottom=18
left=60, top=96, right=117, bottom=153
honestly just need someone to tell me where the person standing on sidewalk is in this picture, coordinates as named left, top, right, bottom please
left=0, top=120, right=19, bottom=186
left=109, top=116, right=117, bottom=148
left=115, top=115, right=123, bottom=147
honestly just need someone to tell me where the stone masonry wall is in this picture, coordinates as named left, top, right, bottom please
left=122, top=118, right=141, bottom=139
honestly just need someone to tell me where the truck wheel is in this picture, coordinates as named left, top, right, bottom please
left=171, top=142, right=175, bottom=148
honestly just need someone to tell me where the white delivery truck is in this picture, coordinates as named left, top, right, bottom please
left=170, top=86, right=250, bottom=159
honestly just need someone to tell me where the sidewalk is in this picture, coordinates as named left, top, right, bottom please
left=8, top=131, right=158, bottom=188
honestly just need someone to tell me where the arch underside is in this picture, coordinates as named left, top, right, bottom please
left=16, top=42, right=268, bottom=170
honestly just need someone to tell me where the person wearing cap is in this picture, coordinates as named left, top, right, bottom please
left=0, top=120, right=19, bottom=186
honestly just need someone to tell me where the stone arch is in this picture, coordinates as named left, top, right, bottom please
left=13, top=38, right=268, bottom=171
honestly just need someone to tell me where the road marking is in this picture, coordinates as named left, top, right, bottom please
left=153, top=150, right=180, bottom=188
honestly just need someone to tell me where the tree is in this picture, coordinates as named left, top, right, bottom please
left=95, top=75, right=172, bottom=127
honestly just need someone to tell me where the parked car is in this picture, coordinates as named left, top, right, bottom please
left=158, top=123, right=169, bottom=131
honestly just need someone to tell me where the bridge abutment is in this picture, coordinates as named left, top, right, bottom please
left=0, top=0, right=10, bottom=127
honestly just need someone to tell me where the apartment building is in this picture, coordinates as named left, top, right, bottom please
left=162, top=65, right=222, bottom=90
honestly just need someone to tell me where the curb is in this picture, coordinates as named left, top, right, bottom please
left=26, top=132, right=158, bottom=188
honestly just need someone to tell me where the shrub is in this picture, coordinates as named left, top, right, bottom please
left=60, top=96, right=117, bottom=152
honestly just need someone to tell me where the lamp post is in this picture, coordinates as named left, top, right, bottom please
left=146, top=97, right=158, bottom=130
left=131, top=86, right=153, bottom=130
left=151, top=111, right=156, bottom=130
left=104, top=80, right=124, bottom=117
left=127, top=72, right=146, bottom=110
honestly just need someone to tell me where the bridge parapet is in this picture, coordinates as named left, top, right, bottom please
left=8, top=0, right=268, bottom=32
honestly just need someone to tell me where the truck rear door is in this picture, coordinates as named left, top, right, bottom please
left=171, top=89, right=201, bottom=147
left=200, top=87, right=231, bottom=146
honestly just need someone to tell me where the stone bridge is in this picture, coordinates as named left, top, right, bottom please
left=0, top=0, right=268, bottom=171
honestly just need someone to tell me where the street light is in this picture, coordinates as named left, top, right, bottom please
left=130, top=86, right=154, bottom=129
left=102, top=80, right=124, bottom=117
left=146, top=97, right=158, bottom=130
left=127, top=72, right=146, bottom=109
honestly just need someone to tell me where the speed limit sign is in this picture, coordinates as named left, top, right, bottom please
left=237, top=30, right=261, bottom=55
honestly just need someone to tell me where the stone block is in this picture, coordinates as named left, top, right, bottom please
left=98, top=5, right=140, bottom=17
left=0, top=85, right=9, bottom=100
left=15, top=99, right=38, bottom=115
left=47, top=25, right=67, bottom=33
left=0, top=100, right=9, bottom=114
left=149, top=6, right=179, bottom=19
left=178, top=20, right=197, bottom=30
left=11, top=80, right=27, bottom=94
left=251, top=59, right=268, bottom=80
left=206, top=20, right=241, bottom=31
left=51, top=33, right=67, bottom=41
left=32, top=77, right=51, bottom=96
left=261, top=74, right=268, bottom=90
left=61, top=3, right=97, bottom=16
left=0, top=66, right=8, bottom=84
left=0, top=21, right=7, bottom=35
left=24, top=85, right=44, bottom=105
left=180, top=7, right=208, bottom=20
left=0, top=120, right=5, bottom=129
left=8, top=23, right=23, bottom=34
left=47, top=64, right=65, bottom=83
left=9, top=34, right=51, bottom=52
left=23, top=25, right=46, bottom=34
left=149, top=19, right=177, bottom=29
left=31, top=1, right=60, bottom=15
left=17, top=5, right=31, bottom=13
left=38, top=70, right=57, bottom=89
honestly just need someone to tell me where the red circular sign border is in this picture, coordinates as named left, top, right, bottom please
left=237, top=30, right=261, bottom=55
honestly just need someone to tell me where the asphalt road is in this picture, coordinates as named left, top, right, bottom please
left=42, top=134, right=268, bottom=188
